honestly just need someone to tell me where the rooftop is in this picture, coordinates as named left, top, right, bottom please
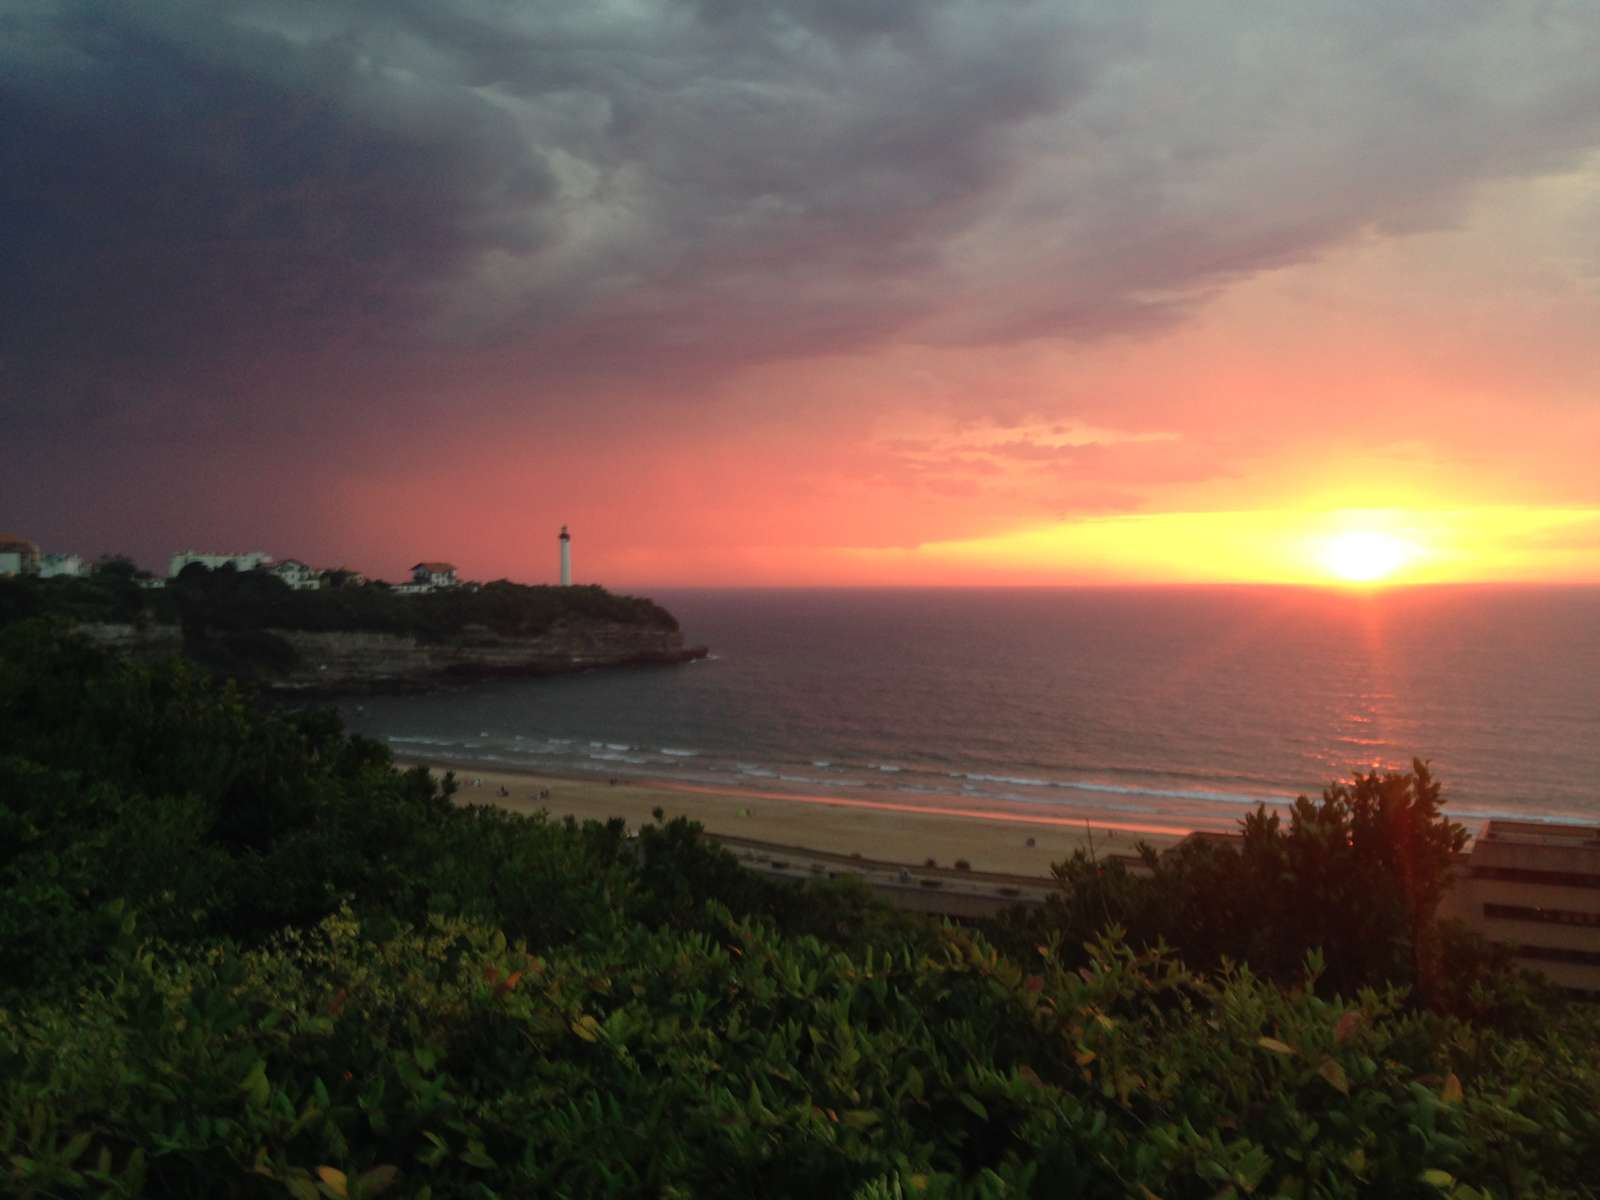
left=1479, top=819, right=1600, bottom=849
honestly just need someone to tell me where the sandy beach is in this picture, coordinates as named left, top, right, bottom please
left=400, top=757, right=1186, bottom=879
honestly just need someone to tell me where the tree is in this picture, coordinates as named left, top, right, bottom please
left=1021, top=760, right=1469, bottom=1001
left=93, top=554, right=144, bottom=580
left=1331, top=760, right=1468, bottom=1002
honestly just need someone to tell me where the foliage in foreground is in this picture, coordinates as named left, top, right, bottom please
left=2, top=626, right=1598, bottom=1198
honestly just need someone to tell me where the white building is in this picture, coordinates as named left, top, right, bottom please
left=0, top=534, right=40, bottom=576
left=169, top=549, right=273, bottom=577
left=1439, top=820, right=1600, bottom=993
left=410, top=561, right=459, bottom=589
left=269, top=559, right=321, bottom=590
left=39, top=553, right=87, bottom=578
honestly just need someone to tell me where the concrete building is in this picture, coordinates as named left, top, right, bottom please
left=269, top=559, right=321, bottom=590
left=1440, top=820, right=1600, bottom=993
left=410, top=562, right=459, bottom=589
left=38, top=553, right=86, bottom=577
left=0, top=534, right=41, bottom=576
left=169, top=550, right=273, bottom=577
left=559, top=525, right=571, bottom=586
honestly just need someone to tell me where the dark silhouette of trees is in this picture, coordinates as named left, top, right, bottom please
left=1008, top=761, right=1468, bottom=1001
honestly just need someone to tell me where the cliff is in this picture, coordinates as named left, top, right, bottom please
left=78, top=619, right=708, bottom=692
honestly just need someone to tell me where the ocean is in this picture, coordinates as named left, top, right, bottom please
left=342, top=587, right=1600, bottom=835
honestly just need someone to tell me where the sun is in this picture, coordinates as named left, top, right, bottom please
left=1318, top=530, right=1413, bottom=584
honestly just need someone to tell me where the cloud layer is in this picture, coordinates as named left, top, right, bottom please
left=5, top=0, right=1600, bottom=578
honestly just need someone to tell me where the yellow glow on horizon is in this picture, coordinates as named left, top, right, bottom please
left=843, top=506, right=1600, bottom=585
left=1317, top=531, right=1416, bottom=584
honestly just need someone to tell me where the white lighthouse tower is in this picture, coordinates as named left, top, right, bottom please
left=558, top=524, right=571, bottom=586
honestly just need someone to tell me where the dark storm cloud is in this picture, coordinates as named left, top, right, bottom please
left=1, top=1, right=552, bottom=430
left=5, top=0, right=1600, bottom=441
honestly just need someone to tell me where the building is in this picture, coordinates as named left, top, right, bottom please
left=410, top=562, right=459, bottom=589
left=1440, top=820, right=1600, bottom=993
left=559, top=525, right=571, bottom=586
left=38, top=553, right=87, bottom=577
left=269, top=559, right=321, bottom=590
left=169, top=550, right=273, bottom=577
left=0, top=534, right=41, bottom=576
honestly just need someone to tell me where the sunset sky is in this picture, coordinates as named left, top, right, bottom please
left=5, top=1, right=1600, bottom=586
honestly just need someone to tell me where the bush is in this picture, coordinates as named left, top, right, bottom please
left=999, top=764, right=1471, bottom=1003
left=4, top=627, right=1599, bottom=1199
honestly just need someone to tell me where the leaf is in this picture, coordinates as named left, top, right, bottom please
left=909, top=1175, right=929, bottom=1193
left=316, top=1166, right=349, bottom=1198
left=1257, top=1037, right=1295, bottom=1056
left=241, top=1061, right=270, bottom=1109
left=1441, top=1073, right=1463, bottom=1105
left=840, top=1110, right=879, bottom=1128
left=571, top=1015, right=602, bottom=1042
left=356, top=1165, right=401, bottom=1197
left=1334, top=1011, right=1362, bottom=1043
left=1420, top=1169, right=1455, bottom=1189
left=1317, top=1058, right=1349, bottom=1095
left=1075, top=1049, right=1097, bottom=1066
left=905, top=1066, right=925, bottom=1101
left=958, top=1093, right=989, bottom=1119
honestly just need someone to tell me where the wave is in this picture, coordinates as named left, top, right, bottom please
left=388, top=728, right=1579, bottom=831
left=959, top=771, right=1052, bottom=788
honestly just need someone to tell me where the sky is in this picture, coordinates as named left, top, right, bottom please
left=5, top=0, right=1600, bottom=586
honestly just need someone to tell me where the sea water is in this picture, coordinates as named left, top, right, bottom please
left=342, top=587, right=1600, bottom=833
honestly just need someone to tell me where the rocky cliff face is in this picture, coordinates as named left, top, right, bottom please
left=79, top=620, right=708, bottom=692
left=270, top=621, right=707, bottom=691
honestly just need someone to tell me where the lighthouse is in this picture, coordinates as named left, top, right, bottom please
left=558, top=524, right=571, bottom=586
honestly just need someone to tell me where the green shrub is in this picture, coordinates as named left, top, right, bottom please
left=4, top=626, right=1598, bottom=1199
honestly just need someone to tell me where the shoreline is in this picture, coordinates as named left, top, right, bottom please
left=398, top=755, right=1187, bottom=879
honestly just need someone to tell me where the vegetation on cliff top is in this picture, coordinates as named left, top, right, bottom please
left=2, top=625, right=1598, bottom=1198
left=0, top=566, right=680, bottom=640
